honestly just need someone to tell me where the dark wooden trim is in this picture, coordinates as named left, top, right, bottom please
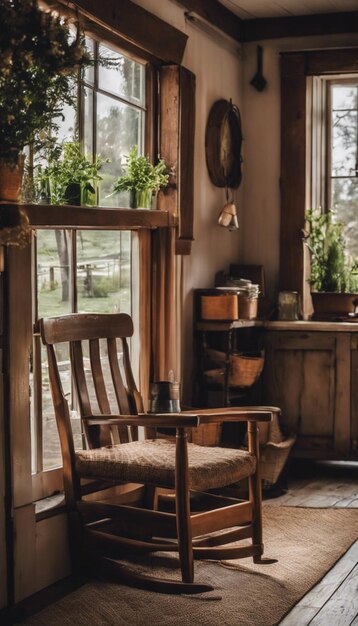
left=178, top=67, right=196, bottom=253
left=279, top=53, right=307, bottom=294
left=62, top=0, right=188, bottom=64
left=175, top=0, right=244, bottom=43
left=305, top=48, right=358, bottom=75
left=243, top=11, right=358, bottom=42
left=158, top=65, right=196, bottom=255
left=0, top=204, right=176, bottom=230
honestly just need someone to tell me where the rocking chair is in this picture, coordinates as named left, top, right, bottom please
left=40, top=312, right=279, bottom=594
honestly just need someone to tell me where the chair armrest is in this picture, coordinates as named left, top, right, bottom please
left=180, top=406, right=280, bottom=424
left=82, top=413, right=200, bottom=428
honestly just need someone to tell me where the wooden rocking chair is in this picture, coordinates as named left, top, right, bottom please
left=40, top=313, right=279, bottom=594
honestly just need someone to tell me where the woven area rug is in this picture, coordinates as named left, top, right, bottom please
left=23, top=507, right=358, bottom=626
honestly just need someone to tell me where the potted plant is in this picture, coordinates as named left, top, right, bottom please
left=0, top=0, right=94, bottom=201
left=111, top=146, right=169, bottom=209
left=303, top=208, right=358, bottom=317
left=36, top=141, right=106, bottom=206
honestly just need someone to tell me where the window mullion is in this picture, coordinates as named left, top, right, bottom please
left=32, top=335, right=43, bottom=474
left=31, top=233, right=43, bottom=474
left=71, top=230, right=77, bottom=313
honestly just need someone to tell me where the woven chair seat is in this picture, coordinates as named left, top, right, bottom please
left=76, top=438, right=256, bottom=491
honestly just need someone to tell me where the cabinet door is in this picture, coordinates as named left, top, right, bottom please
left=263, top=331, right=351, bottom=459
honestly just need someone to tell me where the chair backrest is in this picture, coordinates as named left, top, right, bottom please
left=40, top=313, right=143, bottom=502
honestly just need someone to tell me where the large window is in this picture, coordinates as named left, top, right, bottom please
left=279, top=49, right=358, bottom=309
left=30, top=39, right=147, bottom=497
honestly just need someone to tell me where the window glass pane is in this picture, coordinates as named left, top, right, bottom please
left=83, top=87, right=94, bottom=157
left=98, top=43, right=145, bottom=105
left=332, top=85, right=357, bottom=110
left=332, top=177, right=358, bottom=259
left=76, top=230, right=131, bottom=315
left=332, top=111, right=357, bottom=177
left=96, top=94, right=143, bottom=206
left=37, top=230, right=72, bottom=318
left=84, top=37, right=95, bottom=85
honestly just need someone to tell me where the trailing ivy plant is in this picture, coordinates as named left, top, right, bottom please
left=303, top=208, right=358, bottom=293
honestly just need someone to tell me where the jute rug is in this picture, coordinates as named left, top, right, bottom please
left=23, top=507, right=358, bottom=626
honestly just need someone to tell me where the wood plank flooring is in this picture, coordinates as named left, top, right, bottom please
left=268, top=460, right=358, bottom=625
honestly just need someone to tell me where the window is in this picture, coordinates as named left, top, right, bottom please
left=279, top=49, right=358, bottom=313
left=30, top=40, right=147, bottom=499
left=82, top=40, right=146, bottom=207
left=328, top=80, right=358, bottom=259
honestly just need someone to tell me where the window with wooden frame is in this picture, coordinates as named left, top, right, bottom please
left=327, top=78, right=358, bottom=261
left=280, top=48, right=358, bottom=317
left=30, top=39, right=150, bottom=500
left=5, top=1, right=194, bottom=505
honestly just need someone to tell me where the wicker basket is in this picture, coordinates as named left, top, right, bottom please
left=229, top=353, right=264, bottom=387
left=243, top=413, right=296, bottom=487
left=260, top=437, right=296, bottom=487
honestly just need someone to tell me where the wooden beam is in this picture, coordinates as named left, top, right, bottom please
left=306, top=48, right=358, bottom=75
left=279, top=53, right=307, bottom=294
left=59, top=0, right=188, bottom=64
left=242, top=11, right=358, bottom=42
left=158, top=65, right=196, bottom=255
left=175, top=0, right=244, bottom=43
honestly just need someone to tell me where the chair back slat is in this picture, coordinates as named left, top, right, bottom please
left=89, top=338, right=113, bottom=447
left=107, top=337, right=131, bottom=443
left=70, top=340, right=99, bottom=447
left=46, top=344, right=81, bottom=506
left=89, top=338, right=111, bottom=414
left=122, top=337, right=142, bottom=440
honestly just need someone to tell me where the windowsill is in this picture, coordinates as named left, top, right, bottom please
left=1, top=203, right=177, bottom=230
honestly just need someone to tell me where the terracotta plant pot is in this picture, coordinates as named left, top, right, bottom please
left=311, top=292, right=357, bottom=319
left=0, top=154, right=25, bottom=202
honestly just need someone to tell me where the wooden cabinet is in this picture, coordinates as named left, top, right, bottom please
left=263, top=323, right=357, bottom=460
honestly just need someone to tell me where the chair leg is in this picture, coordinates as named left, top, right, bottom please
left=248, top=421, right=264, bottom=563
left=175, top=427, right=194, bottom=583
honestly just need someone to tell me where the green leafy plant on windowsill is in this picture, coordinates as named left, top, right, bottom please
left=35, top=141, right=107, bottom=206
left=303, top=208, right=358, bottom=293
left=111, top=145, right=169, bottom=208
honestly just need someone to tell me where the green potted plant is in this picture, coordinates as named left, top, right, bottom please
left=0, top=0, right=96, bottom=202
left=111, top=146, right=169, bottom=209
left=36, top=141, right=106, bottom=206
left=303, top=208, right=358, bottom=317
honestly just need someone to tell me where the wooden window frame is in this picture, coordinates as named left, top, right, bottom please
left=280, top=47, right=358, bottom=318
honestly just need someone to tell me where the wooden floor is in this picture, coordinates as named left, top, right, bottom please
left=265, top=459, right=358, bottom=626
